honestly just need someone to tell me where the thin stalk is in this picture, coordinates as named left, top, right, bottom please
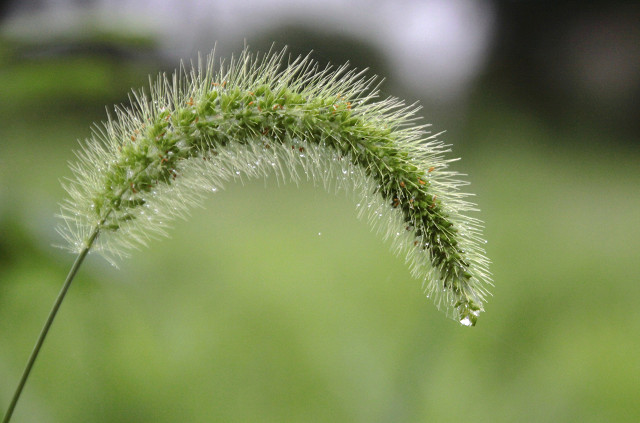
left=2, top=226, right=100, bottom=423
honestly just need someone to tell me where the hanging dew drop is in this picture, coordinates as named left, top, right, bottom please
left=460, top=316, right=474, bottom=327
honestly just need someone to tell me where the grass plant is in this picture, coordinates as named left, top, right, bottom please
left=2, top=47, right=491, bottom=422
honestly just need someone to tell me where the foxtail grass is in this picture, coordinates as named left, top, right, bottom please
left=3, top=47, right=491, bottom=423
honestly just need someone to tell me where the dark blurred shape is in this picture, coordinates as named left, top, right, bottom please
left=250, top=25, right=392, bottom=88
left=13, top=35, right=158, bottom=63
left=0, top=32, right=163, bottom=120
left=0, top=0, right=15, bottom=22
left=488, top=1, right=640, bottom=142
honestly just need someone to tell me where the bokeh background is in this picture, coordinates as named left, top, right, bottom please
left=1, top=1, right=639, bottom=422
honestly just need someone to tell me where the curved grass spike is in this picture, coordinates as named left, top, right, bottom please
left=2, top=47, right=491, bottom=423
left=59, top=47, right=492, bottom=321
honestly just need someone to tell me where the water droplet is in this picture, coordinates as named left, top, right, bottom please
left=460, top=316, right=474, bottom=327
left=318, top=232, right=322, bottom=236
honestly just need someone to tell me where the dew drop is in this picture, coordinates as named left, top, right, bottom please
left=460, top=316, right=474, bottom=327
left=318, top=232, right=322, bottom=236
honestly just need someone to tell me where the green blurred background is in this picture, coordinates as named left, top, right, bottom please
left=1, top=1, right=639, bottom=422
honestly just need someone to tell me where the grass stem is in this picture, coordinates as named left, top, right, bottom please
left=2, top=227, right=99, bottom=423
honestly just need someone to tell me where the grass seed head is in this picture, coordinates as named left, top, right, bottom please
left=57, top=47, right=492, bottom=325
